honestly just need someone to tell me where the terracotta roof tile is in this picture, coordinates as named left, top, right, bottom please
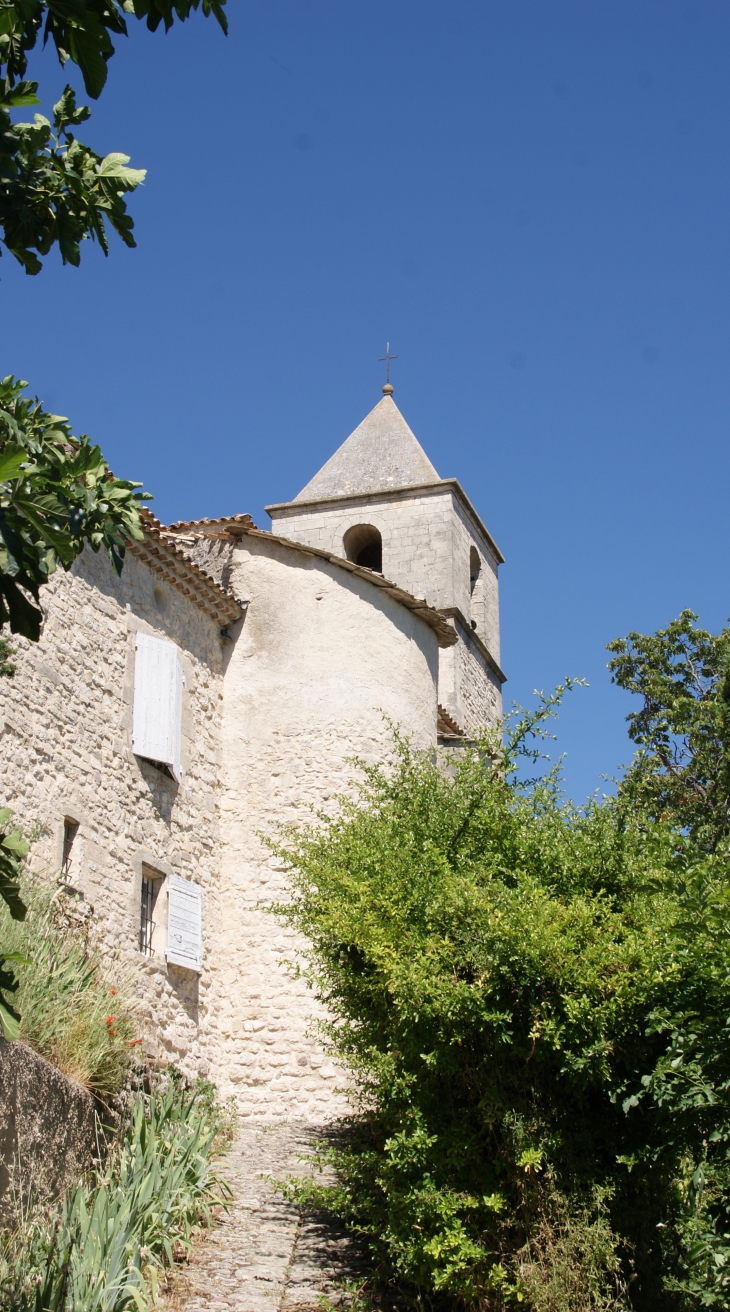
left=165, top=513, right=257, bottom=533
left=437, top=704, right=466, bottom=738
left=127, top=508, right=245, bottom=628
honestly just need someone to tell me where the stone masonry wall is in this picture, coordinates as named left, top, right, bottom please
left=456, top=632, right=502, bottom=733
left=437, top=625, right=502, bottom=735
left=270, top=487, right=457, bottom=610
left=0, top=1039, right=99, bottom=1224
left=270, top=486, right=499, bottom=649
left=269, top=484, right=501, bottom=730
left=0, top=547, right=225, bottom=1081
left=449, top=495, right=500, bottom=667
left=197, top=534, right=440, bottom=1121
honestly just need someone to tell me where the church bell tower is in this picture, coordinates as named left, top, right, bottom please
left=265, top=384, right=505, bottom=735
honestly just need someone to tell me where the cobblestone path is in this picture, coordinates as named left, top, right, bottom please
left=166, top=1123, right=365, bottom=1312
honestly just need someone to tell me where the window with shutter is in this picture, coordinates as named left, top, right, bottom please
left=166, top=873, right=202, bottom=972
left=132, top=633, right=184, bottom=781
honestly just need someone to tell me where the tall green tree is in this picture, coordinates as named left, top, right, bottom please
left=274, top=629, right=730, bottom=1311
left=0, top=373, right=150, bottom=641
left=1, top=0, right=227, bottom=272
left=0, top=806, right=26, bottom=1040
left=608, top=610, right=730, bottom=852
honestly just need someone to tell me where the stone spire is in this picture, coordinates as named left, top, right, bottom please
left=293, top=394, right=441, bottom=502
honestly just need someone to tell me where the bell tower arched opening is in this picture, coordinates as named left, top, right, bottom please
left=343, top=524, right=383, bottom=573
left=469, top=546, right=482, bottom=630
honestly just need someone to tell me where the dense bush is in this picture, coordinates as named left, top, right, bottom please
left=0, top=872, right=137, bottom=1096
left=0, top=1072, right=233, bottom=1311
left=275, top=687, right=730, bottom=1310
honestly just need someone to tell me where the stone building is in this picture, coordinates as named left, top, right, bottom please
left=266, top=388, right=504, bottom=736
left=0, top=387, right=504, bottom=1120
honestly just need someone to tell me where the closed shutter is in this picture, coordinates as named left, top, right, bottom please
left=166, top=874, right=202, bottom=972
left=132, top=633, right=184, bottom=780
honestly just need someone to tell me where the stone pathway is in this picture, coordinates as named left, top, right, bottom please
left=165, top=1123, right=366, bottom=1312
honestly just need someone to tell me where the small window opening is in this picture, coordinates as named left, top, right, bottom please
left=469, top=546, right=481, bottom=595
left=140, top=867, right=164, bottom=957
left=343, top=524, right=383, bottom=573
left=140, top=874, right=155, bottom=956
left=62, top=819, right=79, bottom=877
left=469, top=547, right=483, bottom=635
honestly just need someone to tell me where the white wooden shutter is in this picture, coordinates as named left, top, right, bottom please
left=132, top=633, right=184, bottom=781
left=166, top=874, right=202, bottom=972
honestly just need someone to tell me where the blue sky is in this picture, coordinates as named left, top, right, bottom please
left=5, top=1, right=730, bottom=801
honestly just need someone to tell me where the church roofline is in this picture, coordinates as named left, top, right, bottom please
left=165, top=513, right=257, bottom=533
left=164, top=517, right=458, bottom=649
left=265, top=477, right=505, bottom=567
left=128, top=509, right=246, bottom=628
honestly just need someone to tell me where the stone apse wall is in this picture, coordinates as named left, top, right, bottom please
left=0, top=531, right=445, bottom=1122
left=202, top=534, right=440, bottom=1120
left=268, top=482, right=503, bottom=734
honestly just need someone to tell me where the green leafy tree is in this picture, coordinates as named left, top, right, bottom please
left=608, top=610, right=730, bottom=852
left=273, top=677, right=730, bottom=1310
left=0, top=373, right=150, bottom=641
left=0, top=806, right=27, bottom=1039
left=1, top=0, right=227, bottom=272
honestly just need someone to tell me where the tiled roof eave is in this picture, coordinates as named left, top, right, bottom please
left=165, top=512, right=256, bottom=534
left=127, top=511, right=244, bottom=627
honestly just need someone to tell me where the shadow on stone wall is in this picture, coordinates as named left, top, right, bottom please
left=0, top=1039, right=104, bottom=1223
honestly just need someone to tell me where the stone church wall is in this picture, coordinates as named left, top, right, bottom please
left=269, top=484, right=502, bottom=731
left=456, top=630, right=502, bottom=734
left=0, top=547, right=225, bottom=1081
left=437, top=622, right=502, bottom=737
left=269, top=488, right=456, bottom=612
left=200, top=534, right=440, bottom=1121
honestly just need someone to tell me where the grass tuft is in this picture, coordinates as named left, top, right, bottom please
left=1, top=872, right=137, bottom=1097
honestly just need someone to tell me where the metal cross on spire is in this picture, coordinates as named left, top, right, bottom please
left=379, top=342, right=398, bottom=389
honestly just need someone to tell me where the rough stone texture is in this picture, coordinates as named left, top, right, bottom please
left=0, top=391, right=502, bottom=1124
left=202, top=534, right=439, bottom=1120
left=0, top=525, right=441, bottom=1123
left=0, top=547, right=226, bottom=1081
left=438, top=619, right=502, bottom=737
left=165, top=1123, right=365, bottom=1312
left=0, top=1039, right=99, bottom=1222
left=294, top=394, right=440, bottom=501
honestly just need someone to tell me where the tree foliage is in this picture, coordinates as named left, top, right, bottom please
left=608, top=610, right=730, bottom=852
left=1, top=81, right=145, bottom=273
left=0, top=373, right=150, bottom=641
left=275, top=663, right=730, bottom=1310
left=0, top=0, right=227, bottom=271
left=0, top=806, right=27, bottom=1040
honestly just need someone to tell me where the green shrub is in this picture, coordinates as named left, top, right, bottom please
left=0, top=874, right=136, bottom=1096
left=0, top=1072, right=233, bottom=1311
left=274, top=711, right=730, bottom=1311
